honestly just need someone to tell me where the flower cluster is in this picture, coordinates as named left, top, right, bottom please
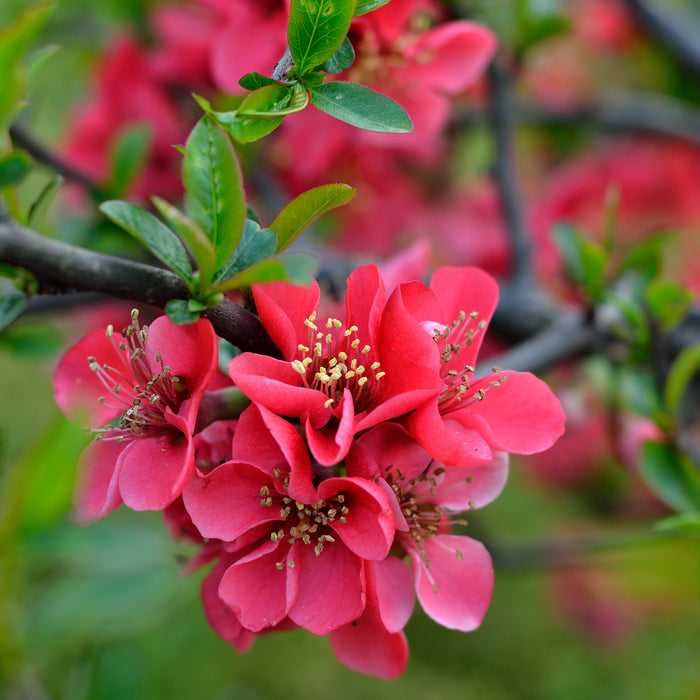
left=54, top=266, right=565, bottom=678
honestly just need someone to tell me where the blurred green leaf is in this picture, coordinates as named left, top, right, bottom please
left=270, top=183, right=355, bottom=252
left=108, top=124, right=152, bottom=198
left=0, top=150, right=32, bottom=186
left=309, top=81, right=412, bottom=132
left=280, top=251, right=318, bottom=285
left=618, top=231, right=674, bottom=280
left=654, top=511, right=700, bottom=534
left=212, top=219, right=277, bottom=286
left=183, top=117, right=246, bottom=269
left=320, top=37, right=355, bottom=73
left=639, top=440, right=700, bottom=513
left=27, top=174, right=62, bottom=228
left=165, top=299, right=200, bottom=324
left=288, top=0, right=355, bottom=76
left=645, top=278, right=694, bottom=332
left=100, top=201, right=193, bottom=283
left=0, top=321, right=62, bottom=357
left=664, top=342, right=700, bottom=415
left=553, top=224, right=607, bottom=301
left=354, top=0, right=390, bottom=16
left=151, top=196, right=217, bottom=288
left=0, top=292, right=28, bottom=331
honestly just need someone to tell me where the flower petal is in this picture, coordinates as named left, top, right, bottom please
left=373, top=557, right=415, bottom=633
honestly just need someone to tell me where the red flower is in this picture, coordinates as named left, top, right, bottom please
left=380, top=266, right=566, bottom=465
left=228, top=265, right=442, bottom=465
left=182, top=404, right=395, bottom=635
left=54, top=312, right=218, bottom=522
left=349, top=423, right=506, bottom=631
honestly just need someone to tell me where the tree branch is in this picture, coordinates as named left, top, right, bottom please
left=0, top=203, right=280, bottom=356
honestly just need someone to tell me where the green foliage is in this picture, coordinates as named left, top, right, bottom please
left=270, top=183, right=356, bottom=252
left=639, top=440, right=700, bottom=514
left=107, top=124, right=152, bottom=198
left=288, top=0, right=355, bottom=76
left=320, top=36, right=355, bottom=73
left=0, top=293, right=28, bottom=331
left=165, top=299, right=201, bottom=325
left=99, top=200, right=194, bottom=286
left=553, top=224, right=607, bottom=302
left=211, top=219, right=278, bottom=286
left=353, top=0, right=391, bottom=16
left=309, top=81, right=413, bottom=132
left=0, top=150, right=32, bottom=186
left=183, top=117, right=246, bottom=270
left=0, top=3, right=52, bottom=131
left=238, top=72, right=283, bottom=90
left=645, top=278, right=695, bottom=332
left=663, top=342, right=700, bottom=416
left=26, top=174, right=62, bottom=228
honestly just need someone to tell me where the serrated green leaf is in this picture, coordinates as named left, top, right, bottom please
left=183, top=117, right=246, bottom=269
left=664, top=342, right=700, bottom=415
left=280, top=251, right=318, bottom=285
left=165, top=299, right=200, bottom=324
left=0, top=150, right=32, bottom=186
left=151, top=196, right=216, bottom=288
left=238, top=72, right=283, bottom=90
left=27, top=174, right=62, bottom=228
left=212, top=219, right=277, bottom=286
left=213, top=258, right=287, bottom=292
left=639, top=441, right=700, bottom=513
left=270, top=183, right=356, bottom=252
left=100, top=200, right=193, bottom=283
left=645, top=278, right=694, bottom=332
left=320, top=37, right=355, bottom=73
left=0, top=293, right=28, bottom=331
left=108, top=124, right=152, bottom=198
left=310, top=81, right=412, bottom=132
left=288, top=0, right=356, bottom=76
left=354, top=0, right=391, bottom=16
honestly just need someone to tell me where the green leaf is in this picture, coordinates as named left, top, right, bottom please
left=238, top=72, right=283, bottom=90
left=645, top=278, right=694, bottom=332
left=639, top=441, right=700, bottom=513
left=354, top=0, right=391, bottom=16
left=320, top=37, right=355, bottom=73
left=213, top=258, right=287, bottom=292
left=618, top=231, right=674, bottom=280
left=212, top=219, right=278, bottom=286
left=654, top=512, right=700, bottom=534
left=165, top=299, right=200, bottom=324
left=108, top=124, right=152, bottom=198
left=552, top=224, right=607, bottom=300
left=0, top=293, right=28, bottom=331
left=151, top=196, right=217, bottom=288
left=183, top=117, right=246, bottom=269
left=280, top=251, right=318, bottom=285
left=27, top=174, right=63, bottom=228
left=301, top=71, right=325, bottom=87
left=100, top=201, right=193, bottom=283
left=0, top=150, right=32, bottom=186
left=270, top=183, right=356, bottom=252
left=309, top=81, right=412, bottom=133
left=288, top=0, right=356, bottom=76
left=664, top=342, right=700, bottom=415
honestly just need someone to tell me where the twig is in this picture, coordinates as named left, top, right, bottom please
left=486, top=59, right=532, bottom=287
left=622, top=0, right=700, bottom=79
left=271, top=46, right=294, bottom=81
left=0, top=203, right=280, bottom=357
left=9, top=123, right=108, bottom=200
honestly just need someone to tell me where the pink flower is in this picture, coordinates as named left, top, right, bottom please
left=228, top=265, right=442, bottom=465
left=381, top=266, right=566, bottom=465
left=54, top=312, right=218, bottom=522
left=348, top=422, right=507, bottom=631
left=182, top=404, right=395, bottom=635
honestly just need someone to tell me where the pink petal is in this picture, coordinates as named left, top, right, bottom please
left=404, top=399, right=494, bottom=467
left=219, top=539, right=296, bottom=632
left=407, top=534, right=493, bottom=631
left=183, top=461, right=279, bottom=541
left=454, top=371, right=567, bottom=454
left=373, top=558, right=415, bottom=633
left=252, top=279, right=320, bottom=359
left=228, top=353, right=330, bottom=426
left=318, top=477, right=394, bottom=560
left=289, top=542, right=365, bottom=634
left=419, top=451, right=510, bottom=511
left=72, top=437, right=124, bottom=524
left=345, top=264, right=386, bottom=350
left=305, top=389, right=356, bottom=466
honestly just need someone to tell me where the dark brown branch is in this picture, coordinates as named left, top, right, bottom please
left=0, top=203, right=280, bottom=356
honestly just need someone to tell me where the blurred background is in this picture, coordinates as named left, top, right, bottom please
left=1, top=0, right=700, bottom=698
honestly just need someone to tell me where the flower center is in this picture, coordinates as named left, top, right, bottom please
left=89, top=310, right=188, bottom=441
left=290, top=312, right=385, bottom=411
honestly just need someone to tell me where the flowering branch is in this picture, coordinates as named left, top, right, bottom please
left=0, top=202, right=280, bottom=356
